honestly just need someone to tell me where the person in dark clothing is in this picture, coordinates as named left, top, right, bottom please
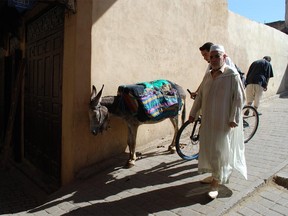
left=245, top=56, right=274, bottom=111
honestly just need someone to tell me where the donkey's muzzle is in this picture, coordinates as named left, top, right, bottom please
left=92, top=130, right=98, bottom=135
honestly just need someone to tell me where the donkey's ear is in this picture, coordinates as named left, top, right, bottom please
left=94, top=85, right=104, bottom=104
left=93, top=85, right=97, bottom=93
left=91, top=85, right=97, bottom=101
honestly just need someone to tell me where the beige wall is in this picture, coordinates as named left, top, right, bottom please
left=61, top=0, right=288, bottom=184
left=62, top=0, right=93, bottom=184
left=90, top=0, right=230, bottom=152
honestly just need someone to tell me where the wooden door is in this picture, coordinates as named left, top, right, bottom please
left=24, top=6, right=64, bottom=185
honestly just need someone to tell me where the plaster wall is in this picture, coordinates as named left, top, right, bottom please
left=62, top=0, right=93, bottom=184
left=62, top=0, right=288, bottom=184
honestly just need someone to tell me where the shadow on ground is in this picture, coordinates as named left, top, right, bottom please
left=27, top=149, right=233, bottom=215
left=0, top=164, right=48, bottom=214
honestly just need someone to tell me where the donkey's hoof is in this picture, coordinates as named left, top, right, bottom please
left=125, top=160, right=135, bottom=168
left=168, top=146, right=176, bottom=154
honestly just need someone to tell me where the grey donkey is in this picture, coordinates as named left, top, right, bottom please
left=89, top=83, right=186, bottom=167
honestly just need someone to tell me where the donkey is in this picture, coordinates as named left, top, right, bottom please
left=89, top=82, right=186, bottom=167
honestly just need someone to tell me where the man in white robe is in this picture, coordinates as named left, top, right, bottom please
left=189, top=44, right=247, bottom=199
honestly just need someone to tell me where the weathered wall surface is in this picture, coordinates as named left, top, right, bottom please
left=62, top=0, right=288, bottom=183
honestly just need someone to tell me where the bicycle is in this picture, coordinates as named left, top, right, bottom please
left=175, top=91, right=259, bottom=161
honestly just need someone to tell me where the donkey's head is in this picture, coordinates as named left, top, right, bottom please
left=89, top=85, right=109, bottom=135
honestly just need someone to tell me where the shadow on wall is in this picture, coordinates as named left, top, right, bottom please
left=277, top=63, right=288, bottom=98
left=92, top=0, right=118, bottom=23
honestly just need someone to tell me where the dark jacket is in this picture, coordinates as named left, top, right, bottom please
left=245, top=59, right=274, bottom=89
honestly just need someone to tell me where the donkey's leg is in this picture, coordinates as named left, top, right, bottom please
left=126, top=122, right=139, bottom=168
left=168, top=116, right=178, bottom=154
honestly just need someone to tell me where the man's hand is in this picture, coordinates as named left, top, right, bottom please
left=229, top=122, right=238, bottom=128
left=189, top=116, right=195, bottom=123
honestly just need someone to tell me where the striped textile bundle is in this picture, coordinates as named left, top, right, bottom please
left=138, top=83, right=179, bottom=119
left=118, top=79, right=181, bottom=121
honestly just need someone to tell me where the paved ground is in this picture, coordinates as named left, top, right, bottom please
left=1, top=92, right=288, bottom=216
left=224, top=166, right=288, bottom=216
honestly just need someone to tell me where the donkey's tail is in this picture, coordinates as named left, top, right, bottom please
left=173, top=82, right=186, bottom=125
left=181, top=98, right=186, bottom=125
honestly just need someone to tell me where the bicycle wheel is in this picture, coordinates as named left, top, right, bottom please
left=175, top=119, right=200, bottom=160
left=242, top=105, right=259, bottom=143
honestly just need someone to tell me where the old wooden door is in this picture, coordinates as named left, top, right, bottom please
left=24, top=6, right=64, bottom=186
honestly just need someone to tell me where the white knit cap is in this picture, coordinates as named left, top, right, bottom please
left=210, top=44, right=225, bottom=53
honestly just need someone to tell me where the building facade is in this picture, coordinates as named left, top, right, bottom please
left=0, top=0, right=287, bottom=192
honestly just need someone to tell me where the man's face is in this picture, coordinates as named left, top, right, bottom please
left=209, top=51, right=226, bottom=69
left=201, top=50, right=210, bottom=63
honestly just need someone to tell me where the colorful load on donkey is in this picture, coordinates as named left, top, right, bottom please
left=117, top=79, right=182, bottom=122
